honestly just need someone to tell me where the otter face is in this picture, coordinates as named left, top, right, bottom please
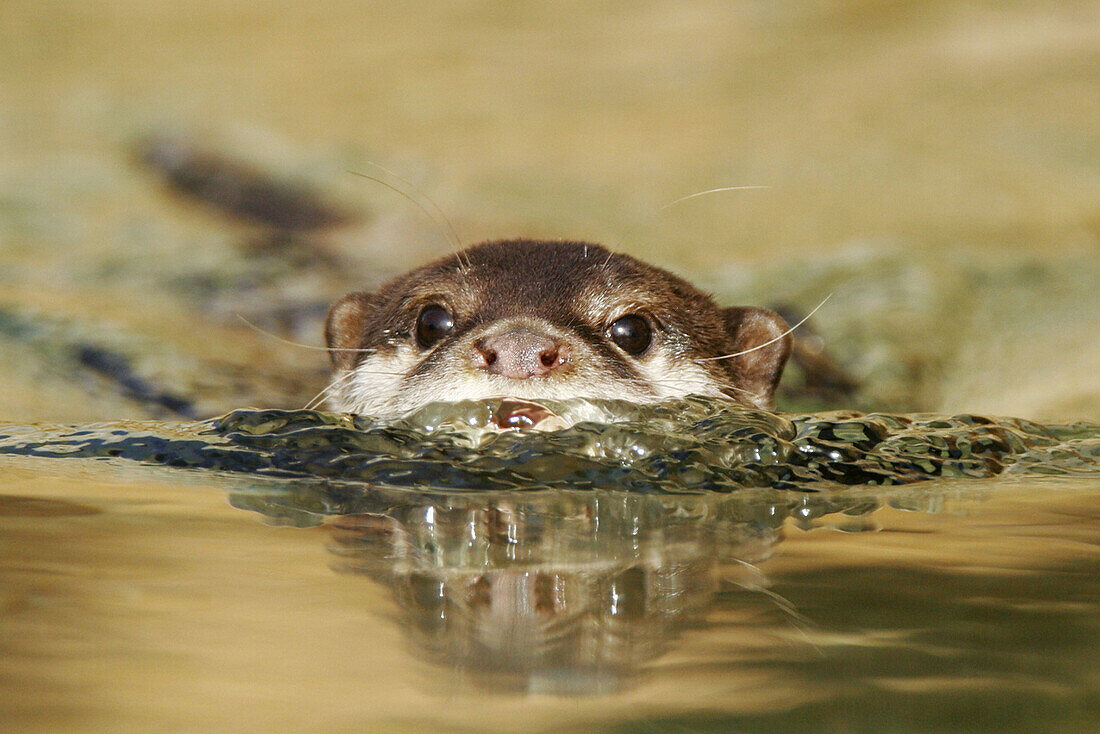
left=324, top=240, right=791, bottom=417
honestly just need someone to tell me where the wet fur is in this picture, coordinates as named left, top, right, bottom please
left=325, top=240, right=791, bottom=416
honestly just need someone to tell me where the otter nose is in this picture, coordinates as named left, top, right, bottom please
left=471, top=329, right=570, bottom=379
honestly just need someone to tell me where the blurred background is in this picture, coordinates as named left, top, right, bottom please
left=2, top=0, right=1097, bottom=423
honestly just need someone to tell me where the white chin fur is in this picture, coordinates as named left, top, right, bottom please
left=326, top=346, right=726, bottom=418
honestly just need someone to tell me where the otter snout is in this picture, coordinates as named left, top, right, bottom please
left=471, top=328, right=571, bottom=379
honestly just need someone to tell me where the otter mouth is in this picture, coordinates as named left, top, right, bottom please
left=490, top=399, right=569, bottom=432
left=393, top=395, right=645, bottom=436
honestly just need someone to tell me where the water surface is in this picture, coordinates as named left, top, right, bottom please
left=2, top=403, right=1098, bottom=732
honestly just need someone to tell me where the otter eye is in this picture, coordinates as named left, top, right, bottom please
left=608, top=314, right=652, bottom=356
left=415, top=305, right=454, bottom=348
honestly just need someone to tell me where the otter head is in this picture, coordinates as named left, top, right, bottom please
left=324, top=240, right=791, bottom=417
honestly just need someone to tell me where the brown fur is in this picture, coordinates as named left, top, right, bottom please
left=326, top=240, right=791, bottom=412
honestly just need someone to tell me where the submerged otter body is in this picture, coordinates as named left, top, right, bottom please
left=325, top=240, right=791, bottom=417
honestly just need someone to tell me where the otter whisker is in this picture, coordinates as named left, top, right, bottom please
left=697, top=294, right=832, bottom=362
left=642, top=376, right=752, bottom=397
left=303, top=369, right=359, bottom=410
left=305, top=366, right=406, bottom=411
left=725, top=558, right=820, bottom=648
left=346, top=164, right=466, bottom=270
left=302, top=383, right=338, bottom=411
left=236, top=315, right=380, bottom=354
left=659, top=185, right=770, bottom=212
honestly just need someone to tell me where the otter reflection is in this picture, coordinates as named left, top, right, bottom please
left=284, top=487, right=868, bottom=693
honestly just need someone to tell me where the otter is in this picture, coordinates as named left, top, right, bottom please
left=324, top=239, right=791, bottom=417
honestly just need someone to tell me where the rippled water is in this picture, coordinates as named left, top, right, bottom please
left=2, top=400, right=1099, bottom=732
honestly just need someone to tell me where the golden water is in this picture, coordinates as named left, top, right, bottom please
left=3, top=455, right=1098, bottom=732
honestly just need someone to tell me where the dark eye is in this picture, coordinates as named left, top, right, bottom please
left=607, top=314, right=652, bottom=355
left=415, top=305, right=454, bottom=348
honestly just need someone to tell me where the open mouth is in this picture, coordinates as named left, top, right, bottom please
left=490, top=398, right=569, bottom=432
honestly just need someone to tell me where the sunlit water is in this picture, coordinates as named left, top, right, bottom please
left=2, top=399, right=1098, bottom=732
left=1, top=0, right=1097, bottom=730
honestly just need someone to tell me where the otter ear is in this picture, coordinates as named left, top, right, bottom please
left=325, top=292, right=374, bottom=370
left=720, top=306, right=793, bottom=410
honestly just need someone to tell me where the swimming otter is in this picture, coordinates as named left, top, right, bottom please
left=324, top=240, right=791, bottom=416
